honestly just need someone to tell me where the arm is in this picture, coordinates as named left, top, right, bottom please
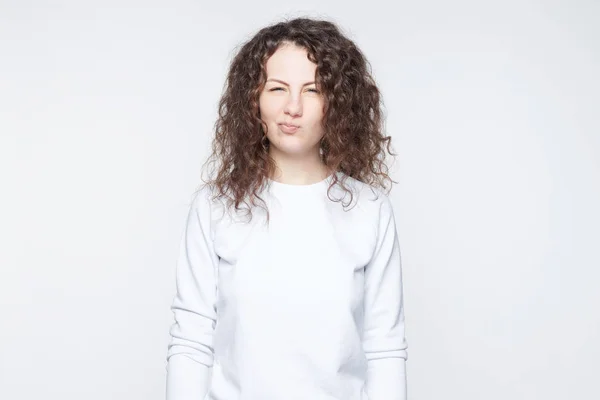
left=363, top=195, right=408, bottom=400
left=166, top=187, right=219, bottom=400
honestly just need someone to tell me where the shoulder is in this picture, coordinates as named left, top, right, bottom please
left=188, top=182, right=229, bottom=224
left=189, top=183, right=215, bottom=211
left=333, top=172, right=393, bottom=215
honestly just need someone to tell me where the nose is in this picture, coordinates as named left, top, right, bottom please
left=283, top=93, right=303, bottom=117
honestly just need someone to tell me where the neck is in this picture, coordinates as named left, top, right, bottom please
left=269, top=147, right=330, bottom=185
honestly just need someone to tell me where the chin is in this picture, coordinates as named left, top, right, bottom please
left=270, top=142, right=318, bottom=157
left=274, top=146, right=311, bottom=156
left=268, top=132, right=322, bottom=156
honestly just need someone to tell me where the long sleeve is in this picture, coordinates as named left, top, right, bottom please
left=363, top=195, right=408, bottom=400
left=166, top=187, right=219, bottom=400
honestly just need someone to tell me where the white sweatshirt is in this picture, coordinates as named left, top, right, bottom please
left=166, top=173, right=408, bottom=400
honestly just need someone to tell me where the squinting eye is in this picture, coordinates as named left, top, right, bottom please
left=308, top=89, right=320, bottom=93
left=269, top=87, right=285, bottom=91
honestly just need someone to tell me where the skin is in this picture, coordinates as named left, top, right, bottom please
left=259, top=42, right=331, bottom=185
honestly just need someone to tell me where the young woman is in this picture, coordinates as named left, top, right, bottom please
left=166, top=17, right=408, bottom=400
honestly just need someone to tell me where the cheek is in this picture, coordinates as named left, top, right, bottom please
left=308, top=105, right=325, bottom=128
left=259, top=96, right=280, bottom=122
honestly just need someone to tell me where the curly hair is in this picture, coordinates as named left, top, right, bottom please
left=199, top=17, right=397, bottom=220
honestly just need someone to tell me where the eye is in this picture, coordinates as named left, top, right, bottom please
left=307, top=88, right=320, bottom=93
left=269, top=87, right=285, bottom=92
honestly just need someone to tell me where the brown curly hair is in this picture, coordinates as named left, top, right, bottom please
left=199, top=17, right=397, bottom=220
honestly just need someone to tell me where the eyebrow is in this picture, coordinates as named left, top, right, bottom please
left=266, top=78, right=316, bottom=86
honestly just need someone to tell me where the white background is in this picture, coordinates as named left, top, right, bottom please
left=1, top=1, right=598, bottom=399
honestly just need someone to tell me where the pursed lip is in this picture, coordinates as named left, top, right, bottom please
left=278, top=122, right=300, bottom=128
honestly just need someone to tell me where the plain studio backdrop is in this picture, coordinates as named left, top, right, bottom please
left=1, top=0, right=599, bottom=399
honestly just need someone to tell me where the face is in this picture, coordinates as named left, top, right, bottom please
left=259, top=43, right=325, bottom=159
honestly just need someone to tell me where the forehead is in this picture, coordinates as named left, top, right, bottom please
left=265, top=44, right=317, bottom=80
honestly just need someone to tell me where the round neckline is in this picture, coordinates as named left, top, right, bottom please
left=268, top=172, right=336, bottom=190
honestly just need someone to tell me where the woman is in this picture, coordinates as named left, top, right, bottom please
left=166, top=17, right=408, bottom=400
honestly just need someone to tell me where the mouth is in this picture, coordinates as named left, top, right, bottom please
left=278, top=123, right=300, bottom=134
